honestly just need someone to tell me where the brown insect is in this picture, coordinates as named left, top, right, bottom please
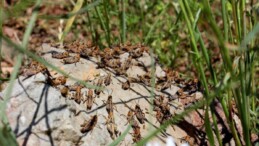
left=85, top=89, right=95, bottom=110
left=80, top=115, right=98, bottom=133
left=153, top=98, right=161, bottom=108
left=69, top=83, right=84, bottom=91
left=180, top=135, right=195, bottom=146
left=130, top=48, right=144, bottom=59
left=105, top=113, right=121, bottom=140
left=135, top=61, right=149, bottom=72
left=80, top=48, right=93, bottom=58
left=60, top=86, right=69, bottom=97
left=52, top=51, right=69, bottom=59
left=96, top=57, right=106, bottom=69
left=104, top=73, right=112, bottom=86
left=125, top=110, right=134, bottom=125
left=106, top=59, right=121, bottom=68
left=156, top=76, right=167, bottom=84
left=160, top=104, right=172, bottom=123
left=131, top=119, right=142, bottom=143
left=101, top=49, right=113, bottom=60
left=128, top=77, right=139, bottom=83
left=154, top=108, right=164, bottom=124
left=137, top=72, right=151, bottom=86
left=177, top=88, right=186, bottom=99
left=122, top=80, right=130, bottom=90
left=47, top=76, right=67, bottom=87
left=122, top=56, right=132, bottom=71
left=95, top=78, right=103, bottom=95
left=153, top=95, right=172, bottom=124
left=62, top=54, right=80, bottom=64
left=153, top=95, right=167, bottom=110
left=64, top=40, right=84, bottom=53
left=21, top=61, right=47, bottom=77
left=184, top=78, right=200, bottom=94
left=74, top=86, right=82, bottom=104
left=156, top=80, right=172, bottom=91
left=113, top=67, right=127, bottom=76
left=112, top=46, right=124, bottom=56
left=134, top=104, right=146, bottom=124
left=106, top=95, right=114, bottom=115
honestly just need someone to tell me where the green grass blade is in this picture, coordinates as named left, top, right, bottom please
left=221, top=0, right=228, bottom=41
left=103, top=0, right=111, bottom=46
left=95, top=6, right=109, bottom=47
left=61, top=0, right=84, bottom=43
left=120, top=0, right=126, bottom=44
left=205, top=107, right=215, bottom=145
left=0, top=0, right=3, bottom=75
left=201, top=0, right=233, bottom=73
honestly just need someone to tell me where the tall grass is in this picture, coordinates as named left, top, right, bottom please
left=0, top=0, right=258, bottom=146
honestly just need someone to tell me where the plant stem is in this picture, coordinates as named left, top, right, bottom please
left=179, top=0, right=215, bottom=144
left=221, top=0, right=228, bottom=41
left=0, top=0, right=3, bottom=75
left=121, top=0, right=126, bottom=44
left=103, top=0, right=111, bottom=46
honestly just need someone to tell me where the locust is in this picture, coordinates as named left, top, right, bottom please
left=106, top=59, right=121, bottom=68
left=52, top=51, right=69, bottom=59
left=125, top=110, right=134, bottom=125
left=137, top=72, right=151, bottom=86
left=154, top=108, right=164, bottom=124
left=130, top=119, right=142, bottom=143
left=122, top=80, right=130, bottom=90
left=80, top=48, right=92, bottom=58
left=62, top=54, right=80, bottom=64
left=153, top=95, right=172, bottom=124
left=47, top=76, right=67, bottom=87
left=130, top=48, right=144, bottom=59
left=21, top=61, right=47, bottom=77
left=60, top=86, right=69, bottom=97
left=80, top=115, right=98, bottom=133
left=94, top=78, right=103, bottom=95
left=74, top=86, right=82, bottom=104
left=122, top=56, right=132, bottom=71
left=134, top=104, right=146, bottom=124
left=113, top=67, right=127, bottom=76
left=69, top=83, right=84, bottom=91
left=85, top=89, right=95, bottom=110
left=105, top=113, right=121, bottom=140
left=104, top=73, right=112, bottom=86
left=156, top=80, right=172, bottom=91
left=106, top=95, right=114, bottom=115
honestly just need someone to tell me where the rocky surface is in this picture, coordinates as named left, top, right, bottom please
left=3, top=43, right=203, bottom=146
